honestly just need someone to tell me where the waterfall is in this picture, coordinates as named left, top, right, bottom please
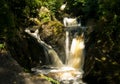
left=65, top=28, right=85, bottom=70
left=65, top=31, right=70, bottom=64
left=25, top=28, right=63, bottom=67
left=68, top=33, right=85, bottom=70
left=25, top=17, right=86, bottom=83
left=64, top=17, right=85, bottom=71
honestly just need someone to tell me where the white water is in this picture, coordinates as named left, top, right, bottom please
left=25, top=18, right=86, bottom=83
left=25, top=28, right=63, bottom=67
left=64, top=17, right=85, bottom=71
left=65, top=31, right=70, bottom=64
left=68, top=33, right=85, bottom=70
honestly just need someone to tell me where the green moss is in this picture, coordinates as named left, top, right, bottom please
left=0, top=43, right=5, bottom=49
left=39, top=74, right=60, bottom=84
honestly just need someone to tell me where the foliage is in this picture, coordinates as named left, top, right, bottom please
left=38, top=6, right=51, bottom=23
left=0, top=0, right=120, bottom=83
left=39, top=74, right=60, bottom=84
left=83, top=0, right=120, bottom=83
left=48, top=21, right=63, bottom=35
left=0, top=44, right=5, bottom=49
left=83, top=0, right=99, bottom=19
left=65, top=0, right=85, bottom=16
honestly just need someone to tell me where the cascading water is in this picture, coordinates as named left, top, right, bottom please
left=25, top=28, right=63, bottom=67
left=68, top=33, right=85, bottom=70
left=25, top=17, right=86, bottom=84
left=65, top=31, right=70, bottom=64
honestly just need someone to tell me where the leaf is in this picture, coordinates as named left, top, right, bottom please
left=0, top=44, right=4, bottom=49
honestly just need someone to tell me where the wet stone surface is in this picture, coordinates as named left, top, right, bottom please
left=31, top=66, right=86, bottom=84
left=0, top=52, right=51, bottom=84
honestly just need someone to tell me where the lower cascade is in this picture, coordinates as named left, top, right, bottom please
left=25, top=17, right=87, bottom=84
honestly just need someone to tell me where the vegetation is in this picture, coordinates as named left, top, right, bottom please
left=38, top=74, right=60, bottom=84
left=0, top=0, right=120, bottom=84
